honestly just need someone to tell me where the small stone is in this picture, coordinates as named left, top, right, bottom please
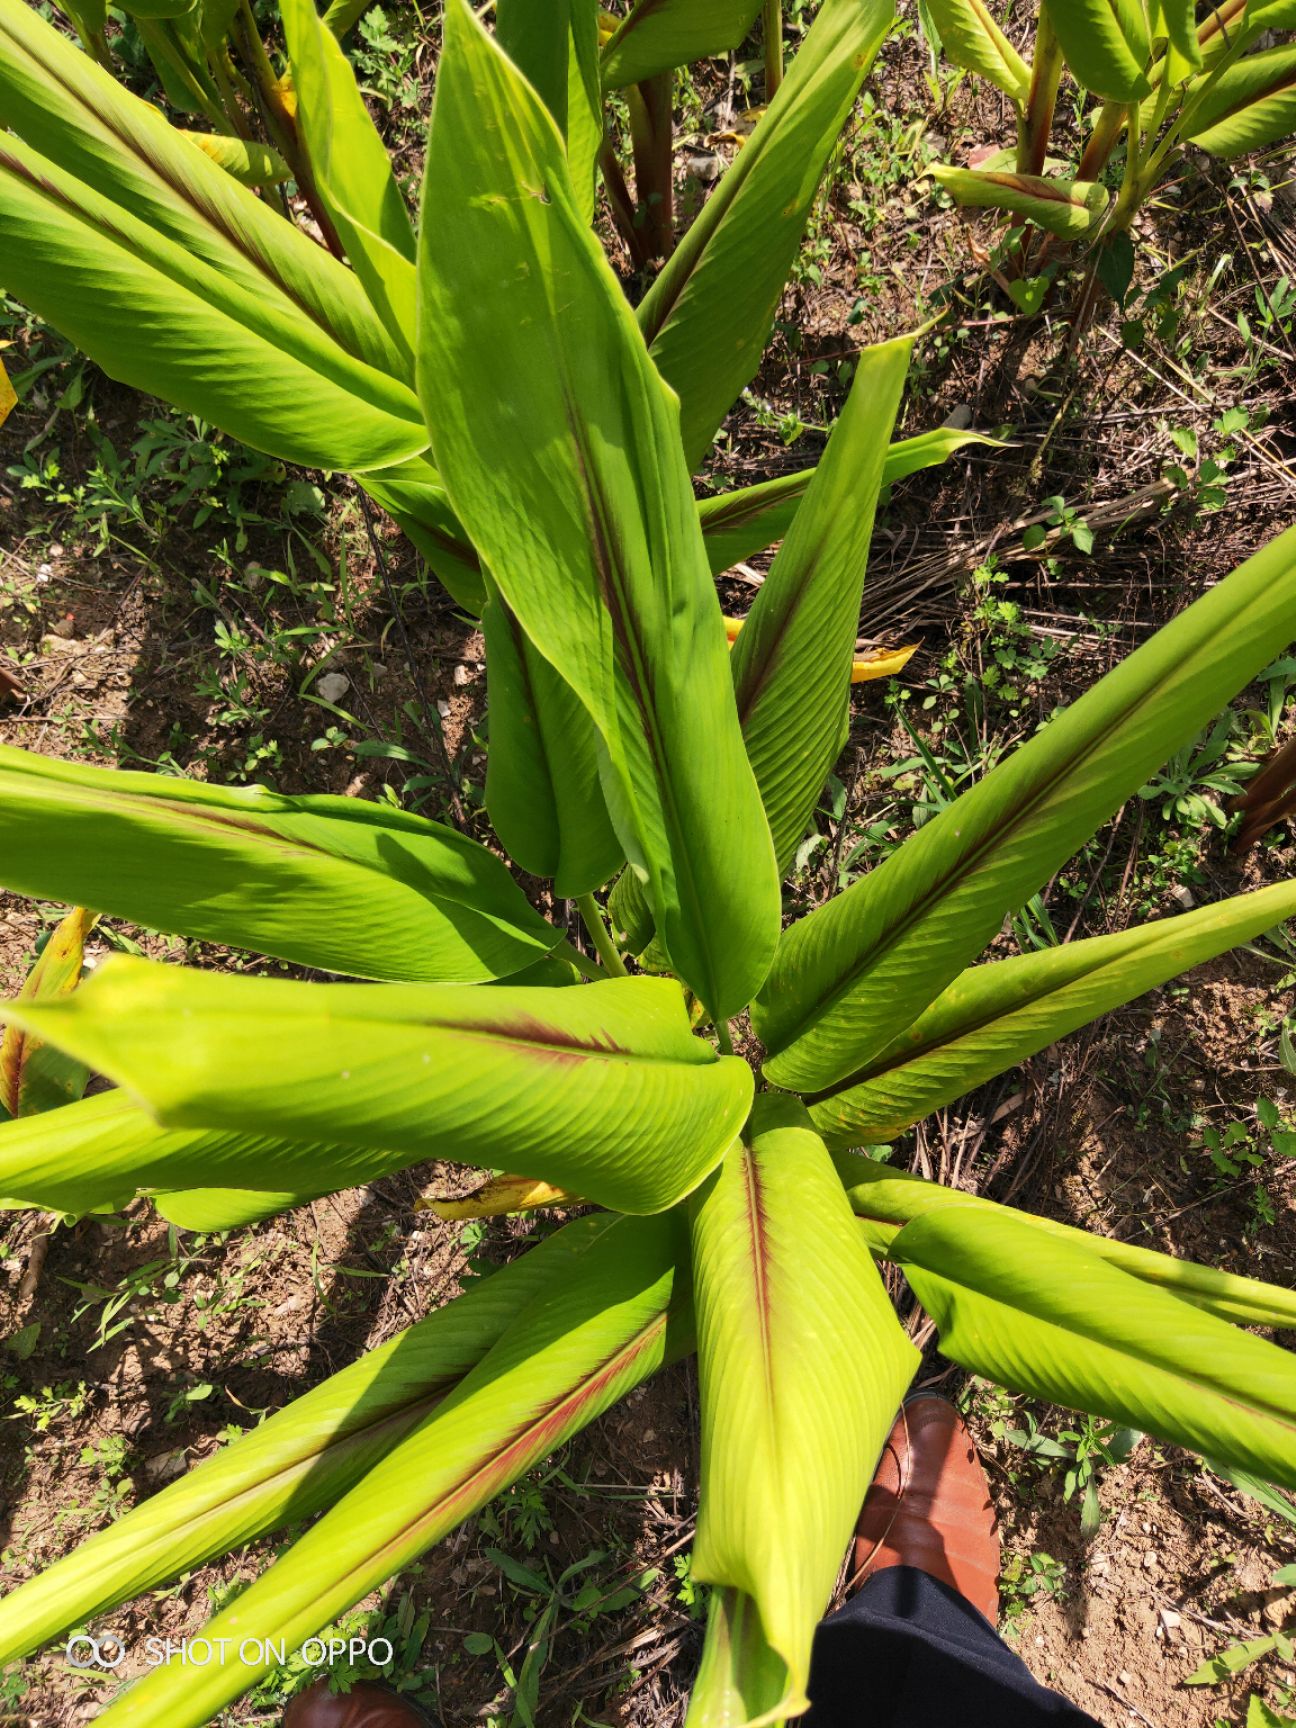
left=1143, top=1550, right=1159, bottom=1570
left=452, top=663, right=472, bottom=687
left=1167, top=883, right=1195, bottom=910
left=316, top=671, right=351, bottom=704
left=143, top=1449, right=188, bottom=1484
left=1117, top=1671, right=1132, bottom=1688
left=1159, top=1608, right=1182, bottom=1644
left=942, top=402, right=974, bottom=431
left=437, top=698, right=452, bottom=719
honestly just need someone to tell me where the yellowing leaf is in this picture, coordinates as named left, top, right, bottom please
left=0, top=353, right=15, bottom=429
left=0, top=906, right=96, bottom=1119
left=416, top=1173, right=578, bottom=1220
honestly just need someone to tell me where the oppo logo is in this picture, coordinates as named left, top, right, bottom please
left=65, top=1633, right=127, bottom=1670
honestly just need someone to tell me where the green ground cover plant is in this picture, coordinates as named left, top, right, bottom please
left=0, top=5, right=1292, bottom=1724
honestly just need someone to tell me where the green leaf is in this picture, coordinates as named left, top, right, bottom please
left=0, top=906, right=94, bottom=1119
left=356, top=453, right=485, bottom=613
left=1041, top=0, right=1152, bottom=100
left=1248, top=1697, right=1296, bottom=1728
left=1182, top=47, right=1296, bottom=158
left=685, top=1588, right=792, bottom=1728
left=809, top=880, right=1296, bottom=1146
left=0, top=0, right=425, bottom=472
left=0, top=1216, right=610, bottom=1663
left=417, top=0, right=779, bottom=1019
left=4, top=959, right=753, bottom=1215
left=698, top=428, right=1002, bottom=575
left=0, top=1089, right=349, bottom=1216
left=893, top=1207, right=1296, bottom=1491
left=482, top=580, right=624, bottom=897
left=930, top=164, right=1108, bottom=238
left=1185, top=1636, right=1280, bottom=1685
left=281, top=0, right=417, bottom=358
left=0, top=744, right=559, bottom=983
left=601, top=0, right=764, bottom=88
left=688, top=1095, right=917, bottom=1709
left=90, top=1212, right=687, bottom=1728
left=754, top=521, right=1296, bottom=1090
left=1155, top=0, right=1203, bottom=72
left=638, top=0, right=894, bottom=472
left=731, top=336, right=912, bottom=872
left=837, top=1153, right=1296, bottom=1330
left=921, top=0, right=1031, bottom=100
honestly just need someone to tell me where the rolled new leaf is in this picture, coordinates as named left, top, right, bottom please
left=837, top=1154, right=1296, bottom=1331
left=930, top=164, right=1108, bottom=239
left=0, top=1217, right=608, bottom=1664
left=688, top=1095, right=917, bottom=1715
left=2, top=960, right=753, bottom=1215
left=601, top=0, right=764, bottom=88
left=481, top=580, right=624, bottom=897
left=0, top=905, right=95, bottom=1119
left=921, top=0, right=1030, bottom=100
left=698, top=428, right=1001, bottom=575
left=92, top=1212, right=689, bottom=1728
left=637, top=0, right=894, bottom=472
left=731, top=336, right=912, bottom=872
left=281, top=0, right=417, bottom=356
left=754, top=521, right=1296, bottom=1090
left=809, top=879, right=1296, bottom=1145
left=180, top=132, right=290, bottom=187
left=418, top=0, right=780, bottom=1019
left=1041, top=0, right=1152, bottom=100
left=497, top=0, right=601, bottom=220
left=894, top=1207, right=1296, bottom=1488
left=1181, top=46, right=1296, bottom=157
left=0, top=745, right=560, bottom=983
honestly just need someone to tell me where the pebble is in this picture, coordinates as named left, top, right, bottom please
left=1143, top=1551, right=1159, bottom=1570
left=316, top=671, right=351, bottom=704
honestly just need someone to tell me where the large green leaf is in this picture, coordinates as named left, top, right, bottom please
left=894, top=1207, right=1296, bottom=1488
left=92, top=1212, right=688, bottom=1728
left=837, top=1154, right=1296, bottom=1331
left=482, top=581, right=624, bottom=896
left=1041, top=0, right=1153, bottom=100
left=688, top=1095, right=917, bottom=1712
left=930, top=164, right=1108, bottom=239
left=0, top=906, right=93, bottom=1120
left=0, top=1088, right=369, bottom=1216
left=0, top=745, right=560, bottom=983
left=281, top=0, right=416, bottom=357
left=601, top=0, right=764, bottom=88
left=0, top=0, right=424, bottom=472
left=697, top=428, right=1000, bottom=576
left=4, top=960, right=752, bottom=1215
left=731, top=336, right=911, bottom=872
left=0, top=1217, right=609, bottom=1663
left=686, top=1587, right=792, bottom=1728
left=637, top=0, right=894, bottom=472
left=754, top=521, right=1296, bottom=1090
left=355, top=453, right=486, bottom=613
left=922, top=0, right=1030, bottom=100
left=810, top=879, right=1296, bottom=1146
left=417, top=0, right=779, bottom=1019
left=1182, top=46, right=1296, bottom=156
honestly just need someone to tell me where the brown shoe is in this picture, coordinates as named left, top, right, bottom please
left=282, top=1680, right=438, bottom=1728
left=851, top=1392, right=1000, bottom=1624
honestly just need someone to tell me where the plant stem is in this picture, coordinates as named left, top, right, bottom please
left=763, top=0, right=783, bottom=99
left=1015, top=9, right=1063, bottom=176
left=714, top=1019, right=734, bottom=1055
left=627, top=74, right=675, bottom=261
left=556, top=938, right=607, bottom=982
left=577, top=894, right=628, bottom=978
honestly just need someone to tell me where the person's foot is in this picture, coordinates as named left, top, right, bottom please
left=850, top=1391, right=1001, bottom=1623
left=282, top=1680, right=439, bottom=1728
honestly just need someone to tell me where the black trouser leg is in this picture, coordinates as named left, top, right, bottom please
left=804, top=1566, right=1100, bottom=1727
